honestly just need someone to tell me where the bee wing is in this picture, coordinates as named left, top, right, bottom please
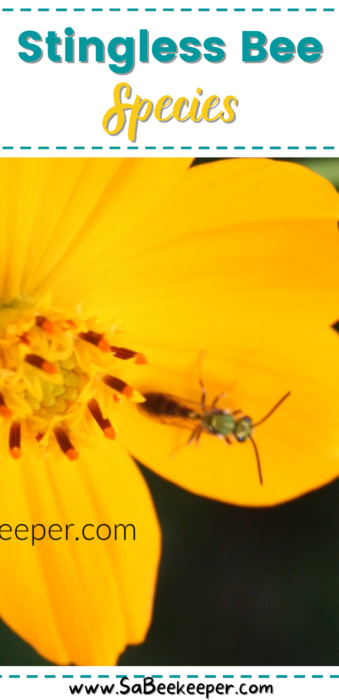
left=139, top=392, right=203, bottom=432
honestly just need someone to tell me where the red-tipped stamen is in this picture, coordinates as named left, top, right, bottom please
left=25, top=354, right=58, bottom=375
left=36, top=315, right=54, bottom=335
left=79, top=331, right=110, bottom=353
left=110, top=345, right=147, bottom=365
left=36, top=432, right=44, bottom=442
left=9, top=422, right=21, bottom=460
left=0, top=393, right=11, bottom=418
left=19, top=333, right=30, bottom=346
left=103, top=375, right=134, bottom=399
left=88, top=398, right=116, bottom=440
left=54, top=426, right=79, bottom=461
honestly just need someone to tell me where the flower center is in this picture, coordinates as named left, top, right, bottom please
left=0, top=300, right=146, bottom=461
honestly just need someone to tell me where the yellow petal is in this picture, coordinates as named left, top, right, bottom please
left=0, top=440, right=160, bottom=664
left=23, top=158, right=192, bottom=302
left=35, top=159, right=339, bottom=321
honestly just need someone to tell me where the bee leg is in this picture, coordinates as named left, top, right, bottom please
left=211, top=392, right=227, bottom=409
left=188, top=428, right=199, bottom=446
left=233, top=410, right=243, bottom=416
left=225, top=436, right=232, bottom=445
left=198, top=351, right=207, bottom=408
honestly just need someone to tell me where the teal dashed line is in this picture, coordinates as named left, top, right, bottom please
left=38, top=146, right=49, bottom=149
left=241, top=676, right=252, bottom=679
left=181, top=146, right=192, bottom=149
left=216, top=7, right=227, bottom=10
left=306, top=146, right=316, bottom=149
left=258, top=676, right=270, bottom=678
left=187, top=676, right=198, bottom=678
left=74, top=8, right=85, bottom=10
left=20, top=146, right=31, bottom=149
left=234, top=8, right=245, bottom=10
left=276, top=676, right=288, bottom=679
left=170, top=676, right=181, bottom=678
left=56, top=146, right=67, bottom=149
left=145, top=146, right=156, bottom=149
left=288, top=146, right=299, bottom=149
left=312, top=676, right=323, bottom=678
left=324, top=146, right=335, bottom=149
left=2, top=8, right=13, bottom=10
left=181, top=8, right=192, bottom=10
left=92, top=146, right=103, bottom=149
left=110, top=146, right=120, bottom=149
left=306, top=8, right=316, bottom=10
left=163, top=146, right=174, bottom=149
left=74, top=146, right=85, bottom=149
left=81, top=676, right=92, bottom=679
left=9, top=676, right=20, bottom=678
left=270, top=146, right=281, bottom=149
left=116, top=675, right=127, bottom=678
left=223, top=676, right=234, bottom=679
left=27, top=676, right=38, bottom=679
left=216, top=146, right=227, bottom=149
left=2, top=147, right=13, bottom=149
left=199, top=146, right=210, bottom=149
left=38, top=7, right=49, bottom=10
left=92, top=7, right=103, bottom=10
left=330, top=675, right=339, bottom=678
left=294, top=675, right=305, bottom=679
left=270, top=7, right=281, bottom=10
left=63, top=676, right=74, bottom=678
left=252, top=146, right=263, bottom=149
left=127, top=7, right=138, bottom=10
left=20, top=7, right=31, bottom=10
left=127, top=146, right=138, bottom=149
left=234, top=146, right=245, bottom=149
left=45, top=675, right=56, bottom=679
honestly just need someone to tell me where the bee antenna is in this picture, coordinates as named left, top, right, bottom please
left=252, top=392, right=291, bottom=428
left=249, top=436, right=263, bottom=486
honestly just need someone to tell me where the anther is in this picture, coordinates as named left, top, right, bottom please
left=79, top=331, right=110, bottom=353
left=9, top=422, right=21, bottom=460
left=0, top=393, right=11, bottom=418
left=110, top=345, right=147, bottom=365
left=103, top=375, right=134, bottom=399
left=54, top=426, right=79, bottom=461
left=25, top=354, right=58, bottom=375
left=88, top=398, right=116, bottom=440
left=36, top=315, right=54, bottom=335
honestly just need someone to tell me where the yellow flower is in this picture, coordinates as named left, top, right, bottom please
left=0, top=157, right=338, bottom=665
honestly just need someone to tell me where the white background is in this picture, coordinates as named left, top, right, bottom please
left=2, top=666, right=339, bottom=698
left=0, top=0, right=338, bottom=155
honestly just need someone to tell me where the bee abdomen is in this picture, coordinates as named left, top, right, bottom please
left=142, top=392, right=193, bottom=419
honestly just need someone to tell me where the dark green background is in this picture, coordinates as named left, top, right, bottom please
left=2, top=158, right=339, bottom=666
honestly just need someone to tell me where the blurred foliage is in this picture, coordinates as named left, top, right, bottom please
left=2, top=157, right=339, bottom=666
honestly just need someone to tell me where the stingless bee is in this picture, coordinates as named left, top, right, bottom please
left=138, top=371, right=290, bottom=485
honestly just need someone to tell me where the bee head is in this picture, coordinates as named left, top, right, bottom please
left=234, top=416, right=253, bottom=443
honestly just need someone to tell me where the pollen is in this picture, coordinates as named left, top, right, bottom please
left=0, top=302, right=146, bottom=462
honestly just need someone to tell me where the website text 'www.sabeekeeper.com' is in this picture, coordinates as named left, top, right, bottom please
left=69, top=678, right=274, bottom=697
